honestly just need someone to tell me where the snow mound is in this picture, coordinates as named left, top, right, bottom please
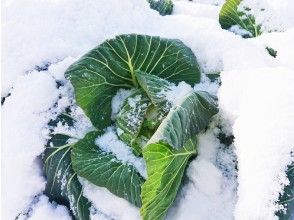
left=219, top=67, right=294, bottom=219
left=29, top=196, right=71, bottom=220
left=2, top=71, right=59, bottom=220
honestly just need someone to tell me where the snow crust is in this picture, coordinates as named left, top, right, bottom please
left=2, top=0, right=294, bottom=219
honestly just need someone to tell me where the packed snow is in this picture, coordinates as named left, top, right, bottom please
left=2, top=0, right=294, bottom=219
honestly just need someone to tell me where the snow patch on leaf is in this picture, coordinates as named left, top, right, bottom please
left=165, top=81, right=194, bottom=106
left=95, top=127, right=147, bottom=178
left=111, top=89, right=134, bottom=120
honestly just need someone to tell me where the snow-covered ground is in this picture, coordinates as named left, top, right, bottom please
left=2, top=0, right=294, bottom=219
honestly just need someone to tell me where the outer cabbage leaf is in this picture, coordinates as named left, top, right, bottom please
left=141, top=91, right=218, bottom=220
left=43, top=133, right=91, bottom=220
left=141, top=139, right=197, bottom=220
left=277, top=162, right=294, bottom=220
left=148, top=91, right=218, bottom=149
left=71, top=131, right=145, bottom=207
left=116, top=90, right=151, bottom=155
left=147, top=0, right=173, bottom=16
left=65, top=34, right=200, bottom=130
left=219, top=0, right=261, bottom=38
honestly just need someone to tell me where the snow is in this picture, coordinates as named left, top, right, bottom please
left=2, top=71, right=59, bottom=220
left=95, top=127, right=147, bottom=178
left=128, top=95, right=142, bottom=108
left=165, top=81, right=194, bottom=106
left=219, top=67, right=294, bottom=219
left=174, top=0, right=224, bottom=6
left=2, top=0, right=155, bottom=96
left=2, top=0, right=294, bottom=219
left=125, top=94, right=149, bottom=130
left=1, top=57, right=93, bottom=219
left=229, top=25, right=253, bottom=38
left=28, top=195, right=71, bottom=220
left=194, top=76, right=219, bottom=96
left=48, top=56, right=77, bottom=82
left=239, top=0, right=294, bottom=32
left=80, top=178, right=141, bottom=220
left=251, top=29, right=294, bottom=70
left=111, top=89, right=134, bottom=119
left=165, top=76, right=219, bottom=107
left=49, top=106, right=94, bottom=141
left=173, top=1, right=220, bottom=19
left=190, top=159, right=223, bottom=195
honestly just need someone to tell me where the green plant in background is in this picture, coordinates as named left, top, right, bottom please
left=219, top=0, right=278, bottom=57
left=147, top=0, right=173, bottom=16
left=266, top=46, right=278, bottom=58
left=43, top=34, right=218, bottom=220
left=219, top=0, right=261, bottom=38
